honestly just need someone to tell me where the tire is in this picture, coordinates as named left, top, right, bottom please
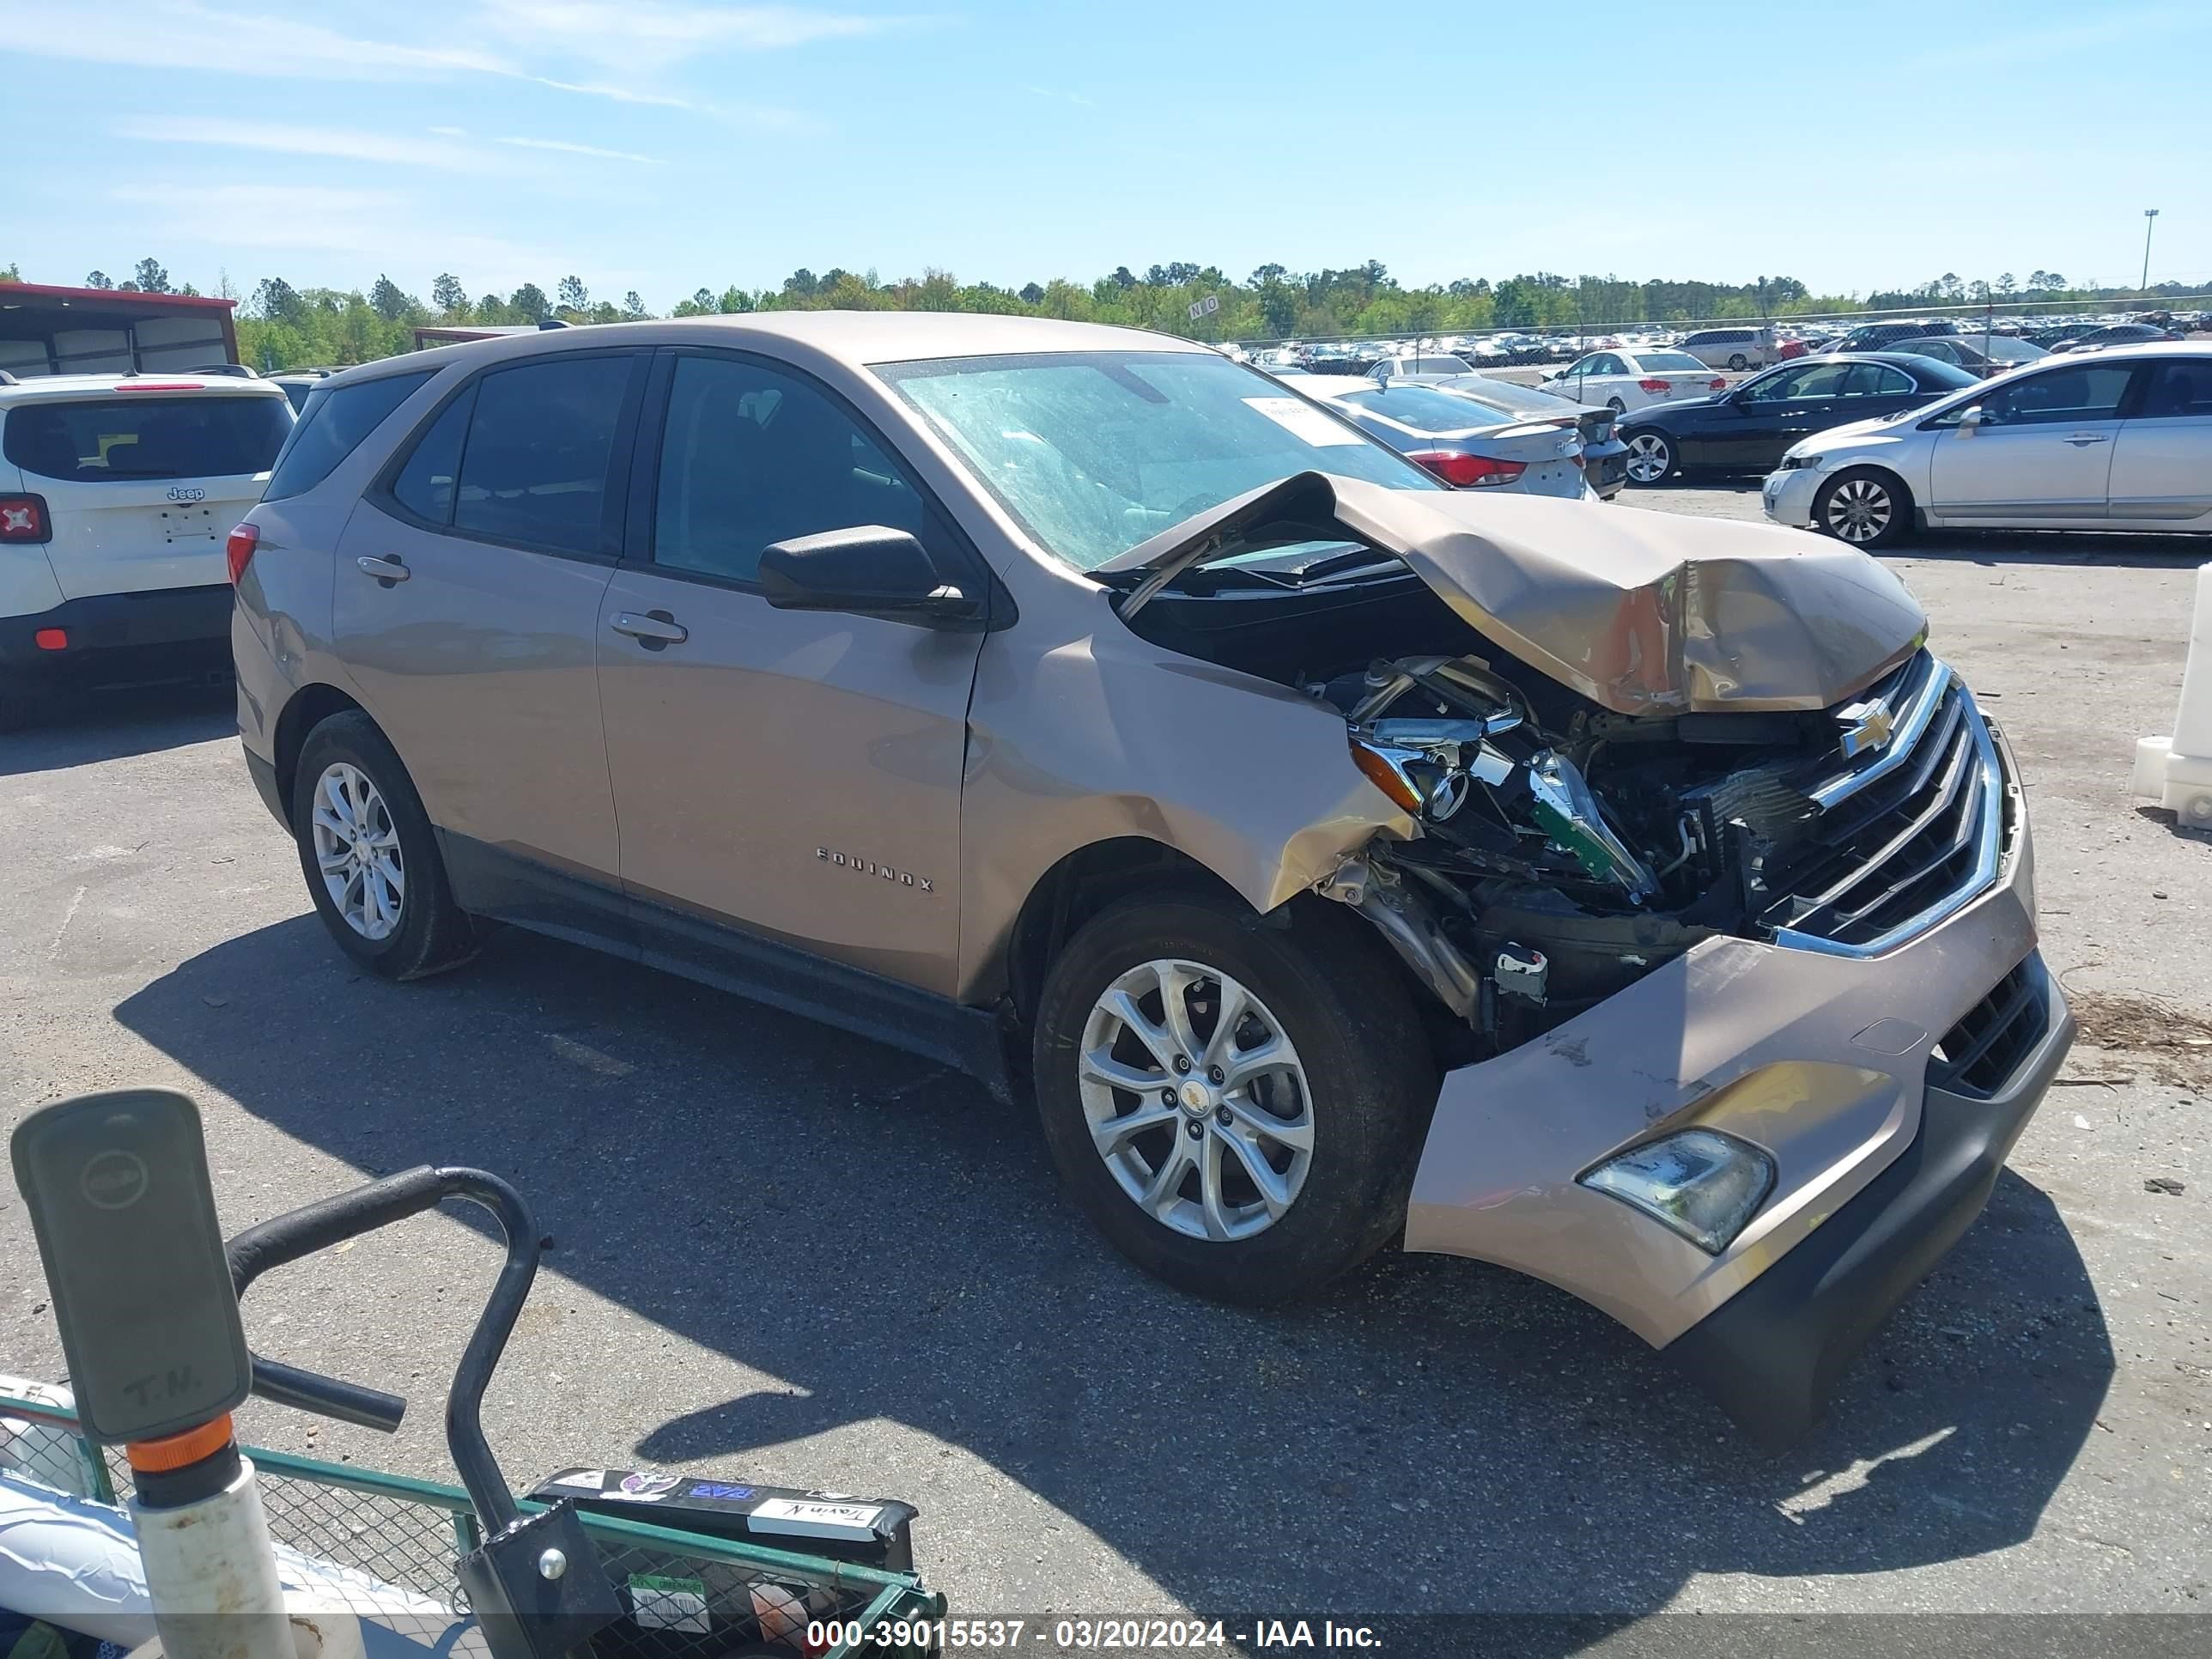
left=291, top=710, right=478, bottom=980
left=1606, top=396, right=1627, bottom=415
left=1814, top=467, right=1912, bottom=550
left=1032, top=890, right=1437, bottom=1304
left=1622, top=428, right=1674, bottom=485
left=1727, top=353, right=1749, bottom=371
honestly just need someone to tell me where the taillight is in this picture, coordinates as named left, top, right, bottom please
left=225, top=522, right=260, bottom=585
left=1407, top=450, right=1527, bottom=488
left=1638, top=378, right=1669, bottom=393
left=1709, top=378, right=1728, bottom=391
left=0, top=494, right=52, bottom=544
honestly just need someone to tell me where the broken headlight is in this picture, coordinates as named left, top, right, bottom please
left=1579, top=1128, right=1776, bottom=1255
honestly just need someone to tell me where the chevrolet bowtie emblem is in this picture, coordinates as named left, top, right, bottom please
left=1837, top=696, right=1896, bottom=759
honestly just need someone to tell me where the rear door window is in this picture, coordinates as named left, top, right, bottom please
left=2138, top=360, right=2212, bottom=418
left=451, top=354, right=637, bottom=556
left=264, top=372, right=433, bottom=501
left=6, top=395, right=293, bottom=483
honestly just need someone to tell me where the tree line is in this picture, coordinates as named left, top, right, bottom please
left=5, top=255, right=2192, bottom=372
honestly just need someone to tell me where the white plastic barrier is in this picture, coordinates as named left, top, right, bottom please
left=2131, top=562, right=2212, bottom=827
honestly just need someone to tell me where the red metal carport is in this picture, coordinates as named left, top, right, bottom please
left=0, top=283, right=240, bottom=379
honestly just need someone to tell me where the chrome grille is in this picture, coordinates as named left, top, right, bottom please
left=1761, top=653, right=2006, bottom=956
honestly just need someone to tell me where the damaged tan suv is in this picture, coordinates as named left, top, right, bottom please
left=231, top=315, right=2072, bottom=1444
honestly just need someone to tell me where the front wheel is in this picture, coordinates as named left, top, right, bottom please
left=292, top=710, right=478, bottom=979
left=1032, top=892, right=1437, bottom=1304
left=1623, top=429, right=1674, bottom=484
left=1814, top=467, right=1911, bottom=550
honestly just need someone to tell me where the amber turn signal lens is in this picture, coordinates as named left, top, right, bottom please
left=1348, top=738, right=1423, bottom=812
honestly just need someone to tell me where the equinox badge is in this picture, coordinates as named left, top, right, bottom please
left=817, top=847, right=934, bottom=893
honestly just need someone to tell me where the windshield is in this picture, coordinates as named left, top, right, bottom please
left=4, top=394, right=292, bottom=482
left=878, top=350, right=1438, bottom=571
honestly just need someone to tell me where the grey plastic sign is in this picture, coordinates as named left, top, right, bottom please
left=10, top=1090, right=251, bottom=1443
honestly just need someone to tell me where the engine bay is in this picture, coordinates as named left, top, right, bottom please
left=1120, top=564, right=1881, bottom=1053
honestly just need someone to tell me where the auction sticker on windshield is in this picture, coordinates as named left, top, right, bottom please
left=1243, top=396, right=1366, bottom=446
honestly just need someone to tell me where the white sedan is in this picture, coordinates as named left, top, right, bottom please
left=1762, top=343, right=2212, bottom=549
left=1543, top=349, right=1729, bottom=413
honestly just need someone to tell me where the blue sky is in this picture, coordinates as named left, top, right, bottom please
left=4, top=0, right=2204, bottom=309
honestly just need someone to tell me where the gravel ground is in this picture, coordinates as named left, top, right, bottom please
left=2, top=489, right=2208, bottom=1647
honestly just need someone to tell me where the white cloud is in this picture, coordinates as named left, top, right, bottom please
left=106, top=182, right=568, bottom=287
left=113, top=118, right=495, bottom=172
left=9, top=1, right=512, bottom=82
left=477, top=0, right=902, bottom=68
left=3, top=0, right=857, bottom=108
left=495, top=136, right=666, bottom=165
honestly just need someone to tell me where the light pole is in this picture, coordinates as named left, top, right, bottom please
left=2142, top=209, right=2160, bottom=292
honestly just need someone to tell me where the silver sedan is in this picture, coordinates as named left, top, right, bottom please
left=1763, top=343, right=2212, bottom=548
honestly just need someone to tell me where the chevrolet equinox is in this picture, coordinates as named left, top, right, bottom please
left=232, top=315, right=2074, bottom=1444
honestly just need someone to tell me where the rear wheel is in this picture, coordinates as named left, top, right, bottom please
left=292, top=711, right=477, bottom=980
left=1623, top=429, right=1675, bottom=484
left=1814, top=467, right=1911, bottom=550
left=1727, top=352, right=1750, bottom=371
left=1606, top=396, right=1627, bottom=415
left=1032, top=891, right=1437, bottom=1304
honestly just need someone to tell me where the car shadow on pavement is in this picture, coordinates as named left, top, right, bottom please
left=114, top=918, right=2115, bottom=1617
left=1, top=680, right=234, bottom=776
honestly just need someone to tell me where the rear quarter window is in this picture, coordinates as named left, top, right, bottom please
left=263, top=371, right=435, bottom=502
left=4, top=394, right=293, bottom=483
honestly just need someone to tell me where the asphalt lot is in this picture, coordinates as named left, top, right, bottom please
left=3, top=487, right=2209, bottom=1644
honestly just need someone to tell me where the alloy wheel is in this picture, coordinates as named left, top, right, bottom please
left=1076, top=958, right=1314, bottom=1243
left=1824, top=477, right=1894, bottom=544
left=1626, top=433, right=1672, bottom=482
left=309, top=762, right=404, bottom=941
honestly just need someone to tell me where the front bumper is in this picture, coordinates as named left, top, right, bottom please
left=1668, top=953, right=2072, bottom=1444
left=1403, top=723, right=2067, bottom=1439
left=1760, top=463, right=1824, bottom=528
left=0, top=585, right=234, bottom=688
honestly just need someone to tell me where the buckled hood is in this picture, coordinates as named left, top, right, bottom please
left=1098, top=472, right=1928, bottom=714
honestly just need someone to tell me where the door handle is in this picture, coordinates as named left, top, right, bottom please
left=610, top=611, right=687, bottom=647
left=355, top=555, right=410, bottom=585
left=2062, top=433, right=2111, bottom=447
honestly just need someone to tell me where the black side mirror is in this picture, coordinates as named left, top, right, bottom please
left=758, top=526, right=985, bottom=629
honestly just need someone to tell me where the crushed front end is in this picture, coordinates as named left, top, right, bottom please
left=1316, top=646, right=2069, bottom=1444
left=1103, top=475, right=2069, bottom=1443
